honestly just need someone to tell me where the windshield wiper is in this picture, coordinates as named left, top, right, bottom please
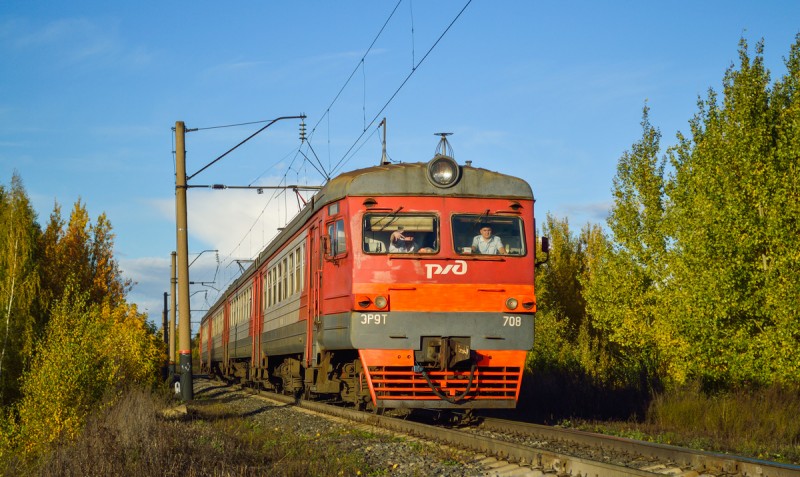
left=374, top=206, right=405, bottom=232
left=473, top=209, right=490, bottom=226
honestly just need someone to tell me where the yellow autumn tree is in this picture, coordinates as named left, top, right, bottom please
left=12, top=283, right=163, bottom=456
left=0, top=195, right=165, bottom=462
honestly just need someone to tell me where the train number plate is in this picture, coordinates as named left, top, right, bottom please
left=360, top=313, right=388, bottom=325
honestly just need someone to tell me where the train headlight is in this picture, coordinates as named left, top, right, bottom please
left=426, top=155, right=460, bottom=188
left=505, top=298, right=519, bottom=310
left=374, top=295, right=388, bottom=309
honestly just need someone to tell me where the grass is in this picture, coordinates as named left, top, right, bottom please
left=516, top=370, right=800, bottom=465
left=3, top=386, right=370, bottom=477
left=643, top=383, right=800, bottom=463
left=1, top=380, right=475, bottom=477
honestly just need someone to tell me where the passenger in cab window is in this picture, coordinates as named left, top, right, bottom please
left=471, top=224, right=506, bottom=254
left=389, top=227, right=416, bottom=253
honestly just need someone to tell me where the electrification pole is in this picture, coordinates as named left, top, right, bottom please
left=175, top=121, right=193, bottom=401
left=172, top=114, right=307, bottom=401
left=169, top=251, right=177, bottom=382
left=162, top=291, right=168, bottom=380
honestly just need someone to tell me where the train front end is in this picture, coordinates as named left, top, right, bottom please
left=332, top=155, right=538, bottom=409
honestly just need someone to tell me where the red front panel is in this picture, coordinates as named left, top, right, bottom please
left=346, top=195, right=536, bottom=407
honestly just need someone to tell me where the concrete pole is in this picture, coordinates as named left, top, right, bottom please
left=162, top=291, right=168, bottom=381
left=162, top=292, right=168, bottom=346
left=169, top=251, right=177, bottom=381
left=175, top=121, right=193, bottom=401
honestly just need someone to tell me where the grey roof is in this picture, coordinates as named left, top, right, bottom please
left=320, top=161, right=533, bottom=201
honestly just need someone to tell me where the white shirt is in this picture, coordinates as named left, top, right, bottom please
left=472, top=235, right=504, bottom=254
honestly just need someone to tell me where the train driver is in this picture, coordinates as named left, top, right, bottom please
left=471, top=224, right=506, bottom=254
left=389, top=226, right=417, bottom=253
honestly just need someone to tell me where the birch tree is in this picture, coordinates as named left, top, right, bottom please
left=0, top=174, right=39, bottom=405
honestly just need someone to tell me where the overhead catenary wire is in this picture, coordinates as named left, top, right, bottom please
left=308, top=0, right=404, bottom=139
left=220, top=0, right=472, bottom=279
left=409, top=0, right=416, bottom=69
left=187, top=0, right=472, bottom=301
left=248, top=147, right=301, bottom=186
left=214, top=143, right=315, bottom=294
left=329, top=0, right=472, bottom=176
left=192, top=119, right=286, bottom=131
left=188, top=115, right=305, bottom=181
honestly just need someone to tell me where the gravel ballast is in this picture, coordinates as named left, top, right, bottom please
left=191, top=378, right=493, bottom=477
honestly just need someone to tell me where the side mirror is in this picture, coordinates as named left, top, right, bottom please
left=535, top=236, right=550, bottom=268
left=322, top=234, right=333, bottom=261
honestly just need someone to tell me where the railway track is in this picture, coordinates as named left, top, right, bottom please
left=470, top=417, right=800, bottom=476
left=237, top=383, right=800, bottom=476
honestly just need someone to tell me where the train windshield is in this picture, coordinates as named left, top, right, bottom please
left=362, top=213, right=439, bottom=254
left=452, top=214, right=526, bottom=256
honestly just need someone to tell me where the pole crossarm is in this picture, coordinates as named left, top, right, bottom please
left=189, top=249, right=218, bottom=268
left=187, top=115, right=306, bottom=181
left=189, top=281, right=219, bottom=291
left=187, top=184, right=322, bottom=191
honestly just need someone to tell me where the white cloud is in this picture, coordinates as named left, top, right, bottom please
left=150, top=188, right=302, bottom=259
left=120, top=256, right=170, bottom=322
left=121, top=251, right=226, bottom=331
left=557, top=201, right=612, bottom=226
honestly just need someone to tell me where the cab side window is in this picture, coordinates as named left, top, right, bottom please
left=327, top=219, right=346, bottom=256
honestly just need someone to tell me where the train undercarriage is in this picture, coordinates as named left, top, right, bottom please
left=207, top=350, right=374, bottom=409
left=204, top=337, right=525, bottom=412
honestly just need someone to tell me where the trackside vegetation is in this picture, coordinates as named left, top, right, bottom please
left=0, top=182, right=164, bottom=467
left=526, top=36, right=800, bottom=462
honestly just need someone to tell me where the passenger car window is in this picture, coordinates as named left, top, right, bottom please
left=363, top=213, right=438, bottom=254
left=452, top=215, right=525, bottom=256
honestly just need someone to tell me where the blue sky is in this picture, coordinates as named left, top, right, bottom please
left=1, top=1, right=798, bottom=328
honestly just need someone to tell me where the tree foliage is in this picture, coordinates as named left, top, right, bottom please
left=0, top=174, right=40, bottom=406
left=530, top=215, right=619, bottom=383
left=666, top=37, right=800, bottom=387
left=533, top=36, right=800, bottom=393
left=0, top=177, right=164, bottom=463
left=582, top=105, right=687, bottom=387
left=13, top=284, right=162, bottom=454
left=38, top=200, right=131, bottom=314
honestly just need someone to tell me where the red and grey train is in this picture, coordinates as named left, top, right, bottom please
left=198, top=140, right=545, bottom=410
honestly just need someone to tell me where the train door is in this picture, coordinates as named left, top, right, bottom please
left=306, top=221, right=323, bottom=368
left=250, top=271, right=263, bottom=375
left=222, top=300, right=230, bottom=373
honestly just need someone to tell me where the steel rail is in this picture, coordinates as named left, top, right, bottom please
left=213, top=378, right=800, bottom=477
left=244, top=387, right=661, bottom=476
left=478, top=417, right=800, bottom=477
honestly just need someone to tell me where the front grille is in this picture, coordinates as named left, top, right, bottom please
left=366, top=365, right=522, bottom=401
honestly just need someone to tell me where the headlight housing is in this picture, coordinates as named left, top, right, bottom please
left=426, top=155, right=460, bottom=188
left=505, top=297, right=519, bottom=310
